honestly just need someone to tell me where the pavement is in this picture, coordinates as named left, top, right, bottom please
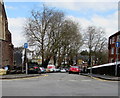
left=0, top=73, right=119, bottom=81
left=0, top=74, right=42, bottom=79
left=81, top=73, right=120, bottom=81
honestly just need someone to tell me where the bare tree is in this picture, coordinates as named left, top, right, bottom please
left=57, top=20, right=83, bottom=66
left=24, top=5, right=83, bottom=68
left=24, top=5, right=64, bottom=67
left=84, top=26, right=107, bottom=66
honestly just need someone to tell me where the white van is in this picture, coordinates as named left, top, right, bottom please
left=47, top=64, right=56, bottom=72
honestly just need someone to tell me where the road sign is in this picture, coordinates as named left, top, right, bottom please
left=24, top=43, right=28, bottom=48
left=116, top=42, right=120, bottom=47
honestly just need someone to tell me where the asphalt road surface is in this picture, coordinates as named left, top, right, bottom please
left=1, top=73, right=118, bottom=96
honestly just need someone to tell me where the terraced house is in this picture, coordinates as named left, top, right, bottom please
left=108, top=31, right=120, bottom=63
left=0, top=1, right=14, bottom=68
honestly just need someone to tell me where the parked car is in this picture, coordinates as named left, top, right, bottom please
left=60, top=68, right=66, bottom=73
left=28, top=62, right=41, bottom=74
left=64, top=68, right=69, bottom=72
left=55, top=68, right=60, bottom=72
left=47, top=64, right=56, bottom=72
left=15, top=66, right=22, bottom=74
left=39, top=67, right=46, bottom=73
left=69, top=66, right=81, bottom=74
left=28, top=65, right=41, bottom=74
left=0, top=68, right=7, bottom=75
left=9, top=69, right=16, bottom=74
left=46, top=68, right=50, bottom=73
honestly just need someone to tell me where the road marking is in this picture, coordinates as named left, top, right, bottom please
left=1, top=74, right=48, bottom=81
left=91, top=76, right=118, bottom=82
left=81, top=75, right=118, bottom=82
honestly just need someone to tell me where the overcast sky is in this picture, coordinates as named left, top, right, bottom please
left=4, top=0, right=119, bottom=47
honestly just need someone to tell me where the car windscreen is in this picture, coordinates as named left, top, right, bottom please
left=71, top=66, right=79, bottom=68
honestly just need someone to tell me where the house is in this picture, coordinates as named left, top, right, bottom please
left=108, top=31, right=120, bottom=63
left=0, top=1, right=14, bottom=68
left=14, top=47, right=34, bottom=67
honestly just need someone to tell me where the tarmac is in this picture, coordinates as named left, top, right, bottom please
left=0, top=73, right=119, bottom=81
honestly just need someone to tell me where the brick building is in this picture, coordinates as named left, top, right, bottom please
left=108, top=31, right=120, bottom=63
left=0, top=1, right=14, bottom=68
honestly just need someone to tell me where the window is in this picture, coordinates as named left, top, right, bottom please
left=112, top=37, right=115, bottom=44
left=110, top=39, right=111, bottom=44
left=111, top=48, right=114, bottom=54
left=117, top=35, right=120, bottom=42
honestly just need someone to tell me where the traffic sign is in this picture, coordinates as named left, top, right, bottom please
left=24, top=43, right=28, bottom=48
left=116, top=42, right=120, bottom=47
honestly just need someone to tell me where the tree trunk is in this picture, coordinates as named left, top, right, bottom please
left=42, top=57, right=51, bottom=68
left=41, top=37, right=44, bottom=67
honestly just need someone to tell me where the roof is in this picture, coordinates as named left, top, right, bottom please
left=109, top=31, right=120, bottom=39
left=88, top=61, right=120, bottom=69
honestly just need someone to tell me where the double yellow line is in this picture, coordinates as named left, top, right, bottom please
left=2, top=74, right=48, bottom=81
left=91, top=76, right=118, bottom=82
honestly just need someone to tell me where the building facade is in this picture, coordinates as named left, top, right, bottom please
left=108, top=31, right=120, bottom=63
left=0, top=1, right=14, bottom=68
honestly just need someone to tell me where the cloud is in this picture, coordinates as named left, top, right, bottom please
left=66, top=11, right=118, bottom=39
left=8, top=12, right=117, bottom=47
left=8, top=11, right=117, bottom=47
left=8, top=17, right=27, bottom=47
left=6, top=1, right=118, bottom=47
left=45, top=2, right=118, bottom=12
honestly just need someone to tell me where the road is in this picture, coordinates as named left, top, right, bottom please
left=1, top=73, right=118, bottom=96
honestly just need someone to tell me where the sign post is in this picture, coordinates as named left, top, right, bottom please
left=24, top=43, right=28, bottom=49
left=24, top=43, right=28, bottom=74
left=115, top=42, right=120, bottom=76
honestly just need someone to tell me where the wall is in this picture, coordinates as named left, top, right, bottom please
left=0, top=2, right=14, bottom=68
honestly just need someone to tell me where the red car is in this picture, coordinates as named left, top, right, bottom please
left=69, top=66, right=80, bottom=74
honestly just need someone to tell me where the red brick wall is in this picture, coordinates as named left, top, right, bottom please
left=108, top=32, right=120, bottom=63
